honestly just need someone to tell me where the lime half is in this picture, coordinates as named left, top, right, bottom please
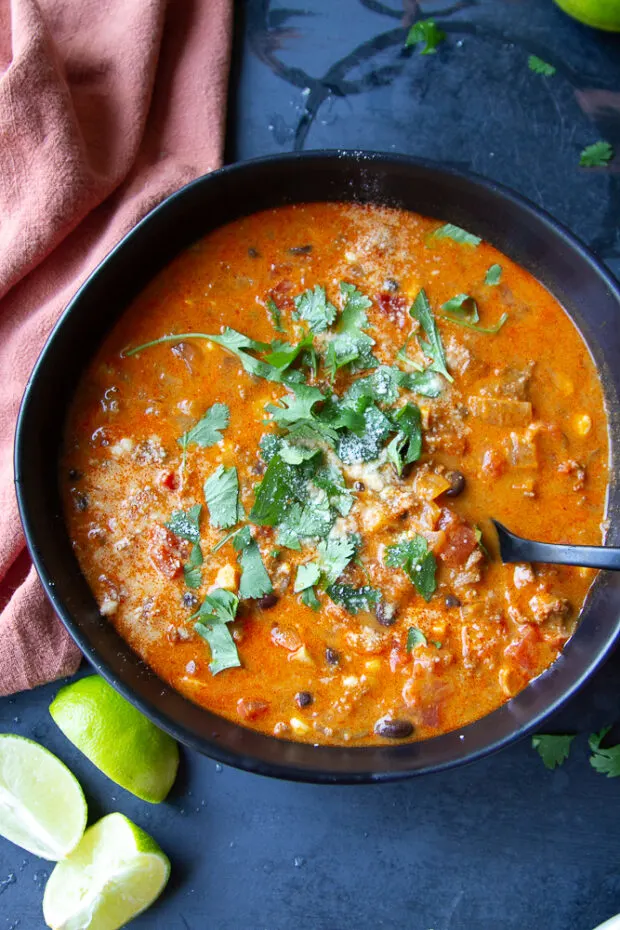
left=43, top=812, right=170, bottom=930
left=0, top=734, right=87, bottom=860
left=554, top=0, right=620, bottom=31
left=50, top=676, right=179, bottom=803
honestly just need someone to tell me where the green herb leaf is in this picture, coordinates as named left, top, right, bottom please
left=313, top=465, right=354, bottom=517
left=193, top=588, right=240, bottom=675
left=316, top=534, right=357, bottom=586
left=324, top=282, right=376, bottom=378
left=484, top=264, right=502, bottom=286
left=386, top=403, right=423, bottom=475
left=431, top=223, right=481, bottom=246
left=294, top=285, right=337, bottom=333
left=301, top=586, right=321, bottom=610
left=263, top=333, right=314, bottom=371
left=442, top=293, right=480, bottom=323
left=278, top=492, right=335, bottom=548
left=337, top=403, right=393, bottom=464
left=249, top=453, right=306, bottom=526
left=278, top=441, right=321, bottom=465
left=589, top=727, right=620, bottom=777
left=294, top=562, right=322, bottom=593
left=397, top=367, right=444, bottom=398
left=409, top=289, right=453, bottom=383
left=385, top=534, right=437, bottom=601
left=183, top=542, right=204, bottom=589
left=233, top=526, right=273, bottom=600
left=267, top=297, right=285, bottom=333
left=345, top=365, right=402, bottom=406
left=440, top=311, right=508, bottom=334
left=203, top=465, right=242, bottom=529
left=178, top=404, right=230, bottom=449
left=266, top=384, right=325, bottom=428
left=405, top=18, right=446, bottom=54
left=532, top=734, right=575, bottom=770
left=528, top=55, right=556, bottom=76
left=327, top=583, right=380, bottom=614
left=406, top=627, right=428, bottom=651
left=579, top=141, right=614, bottom=168
left=208, top=328, right=304, bottom=384
left=165, top=504, right=202, bottom=542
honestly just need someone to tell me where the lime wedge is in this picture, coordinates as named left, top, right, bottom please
left=50, top=676, right=179, bottom=804
left=43, top=812, right=170, bottom=930
left=0, top=734, right=87, bottom=860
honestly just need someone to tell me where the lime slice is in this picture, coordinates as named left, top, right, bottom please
left=0, top=734, right=87, bottom=860
left=50, top=676, right=179, bottom=803
left=43, top=812, right=170, bottom=930
left=554, top=0, right=620, bottom=31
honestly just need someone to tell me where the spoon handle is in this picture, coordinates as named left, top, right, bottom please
left=492, top=520, right=620, bottom=570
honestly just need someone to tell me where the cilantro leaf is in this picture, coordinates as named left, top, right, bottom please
left=589, top=727, right=620, bottom=777
left=401, top=369, right=444, bottom=397
left=385, top=534, right=437, bottom=601
left=165, top=504, right=202, bottom=542
left=249, top=453, right=306, bottom=525
left=267, top=297, right=285, bottom=333
left=579, top=141, right=614, bottom=168
left=324, top=282, right=376, bottom=378
left=327, top=583, right=380, bottom=614
left=208, top=328, right=304, bottom=384
left=406, top=627, right=427, bottom=651
left=301, top=587, right=321, bottom=610
left=405, top=18, right=445, bottom=54
left=337, top=403, right=393, bottom=464
left=409, top=289, right=453, bottom=383
left=183, top=542, right=204, bottom=589
left=345, top=365, right=402, bottom=406
left=278, top=492, right=334, bottom=548
left=442, top=293, right=479, bottom=323
left=294, top=562, right=322, bottom=593
left=317, top=534, right=357, bottom=586
left=431, top=223, right=481, bottom=246
left=193, top=588, right=240, bottom=675
left=266, top=384, right=325, bottom=428
left=178, top=404, right=230, bottom=449
left=263, top=333, right=314, bottom=372
left=532, top=734, right=575, bottom=770
left=528, top=55, right=556, bottom=76
left=233, top=526, right=273, bottom=600
left=485, top=264, right=502, bottom=286
left=313, top=465, right=354, bottom=516
left=441, top=311, right=508, bottom=334
left=294, top=285, right=337, bottom=333
left=278, top=441, right=321, bottom=465
left=203, top=465, right=242, bottom=529
left=386, top=403, right=422, bottom=475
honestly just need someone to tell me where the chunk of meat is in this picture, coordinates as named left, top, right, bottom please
left=481, top=447, right=507, bottom=479
left=528, top=593, right=571, bottom=625
left=469, top=396, right=532, bottom=427
left=504, top=626, right=540, bottom=673
left=148, top=525, right=187, bottom=579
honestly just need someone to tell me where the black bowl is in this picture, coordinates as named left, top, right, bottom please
left=14, top=152, right=620, bottom=783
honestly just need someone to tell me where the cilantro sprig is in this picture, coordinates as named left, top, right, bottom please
left=204, top=465, right=243, bottom=529
left=532, top=734, right=575, bottom=770
left=193, top=589, right=241, bottom=675
left=528, top=55, right=556, bottom=76
left=405, top=18, right=446, bottom=55
left=179, top=405, right=230, bottom=449
left=589, top=727, right=620, bottom=777
left=409, top=289, right=453, bottom=383
left=579, top=141, right=614, bottom=168
left=385, top=535, right=437, bottom=602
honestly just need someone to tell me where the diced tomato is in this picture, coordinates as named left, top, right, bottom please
left=504, top=626, right=541, bottom=673
left=268, top=279, right=295, bottom=309
left=376, top=292, right=407, bottom=322
left=160, top=471, right=178, bottom=490
left=237, top=698, right=269, bottom=721
left=439, top=523, right=478, bottom=567
left=148, top=525, right=185, bottom=579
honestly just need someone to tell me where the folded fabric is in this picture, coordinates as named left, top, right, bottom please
left=0, top=0, right=232, bottom=696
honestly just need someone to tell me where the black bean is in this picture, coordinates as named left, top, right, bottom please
left=384, top=278, right=400, bottom=292
left=353, top=481, right=365, bottom=492
left=295, top=691, right=313, bottom=709
left=182, top=592, right=198, bottom=609
left=325, top=647, right=340, bottom=666
left=74, top=492, right=89, bottom=512
left=248, top=247, right=260, bottom=258
left=444, top=470, right=466, bottom=497
left=376, top=600, right=397, bottom=627
left=374, top=717, right=414, bottom=739
left=445, top=594, right=461, bottom=609
left=258, top=594, right=278, bottom=610
left=288, top=245, right=313, bottom=255
left=68, top=468, right=82, bottom=480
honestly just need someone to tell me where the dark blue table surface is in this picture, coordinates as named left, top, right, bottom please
left=2, top=2, right=620, bottom=928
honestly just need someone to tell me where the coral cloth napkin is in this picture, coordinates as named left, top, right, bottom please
left=0, top=0, right=233, bottom=696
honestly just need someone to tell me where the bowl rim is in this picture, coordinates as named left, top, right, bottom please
left=14, top=149, right=620, bottom=783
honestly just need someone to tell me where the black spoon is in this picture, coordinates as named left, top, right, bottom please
left=492, top=520, right=620, bottom=570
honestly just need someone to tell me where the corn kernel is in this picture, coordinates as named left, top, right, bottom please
left=213, top=564, right=238, bottom=591
left=288, top=645, right=314, bottom=665
left=573, top=413, right=592, bottom=437
left=290, top=717, right=310, bottom=735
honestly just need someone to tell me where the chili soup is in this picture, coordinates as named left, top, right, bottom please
left=61, top=203, right=609, bottom=746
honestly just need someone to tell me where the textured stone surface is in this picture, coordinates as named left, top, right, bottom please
left=2, top=2, right=620, bottom=927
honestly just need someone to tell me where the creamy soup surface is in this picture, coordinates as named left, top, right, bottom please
left=61, top=203, right=609, bottom=746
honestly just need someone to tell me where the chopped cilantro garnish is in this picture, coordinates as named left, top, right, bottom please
left=294, top=285, right=337, bottom=333
left=484, top=264, right=502, bottom=286
left=346, top=365, right=402, bottom=405
left=532, top=734, right=575, bottom=770
left=324, top=282, right=376, bottom=378
left=313, top=465, right=354, bottom=516
left=431, top=223, right=481, bottom=246
left=263, top=333, right=314, bottom=372
left=183, top=543, right=204, bottom=589
left=385, top=534, right=437, bottom=601
left=441, top=311, right=508, bottom=334
left=301, top=587, right=321, bottom=610
left=442, top=293, right=479, bottom=323
left=193, top=588, right=240, bottom=675
left=528, top=55, right=556, bottom=76
left=165, top=504, right=202, bottom=542
left=278, top=492, right=334, bottom=548
left=178, top=404, right=230, bottom=449
left=589, top=727, right=620, bottom=777
left=249, top=453, right=305, bottom=526
left=294, top=562, right=322, bottom=593
left=327, top=583, right=380, bottom=614
left=405, top=18, right=445, bottom=54
left=406, top=627, right=427, bottom=651
left=233, top=526, right=273, bottom=600
left=266, top=384, right=325, bottom=428
left=316, top=534, right=357, bottom=586
left=278, top=441, right=321, bottom=465
left=409, top=289, right=453, bottom=384
left=386, top=403, right=422, bottom=475
left=579, top=141, right=614, bottom=168
left=267, top=297, right=285, bottom=333
left=337, top=403, right=393, bottom=464
left=203, top=465, right=243, bottom=529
